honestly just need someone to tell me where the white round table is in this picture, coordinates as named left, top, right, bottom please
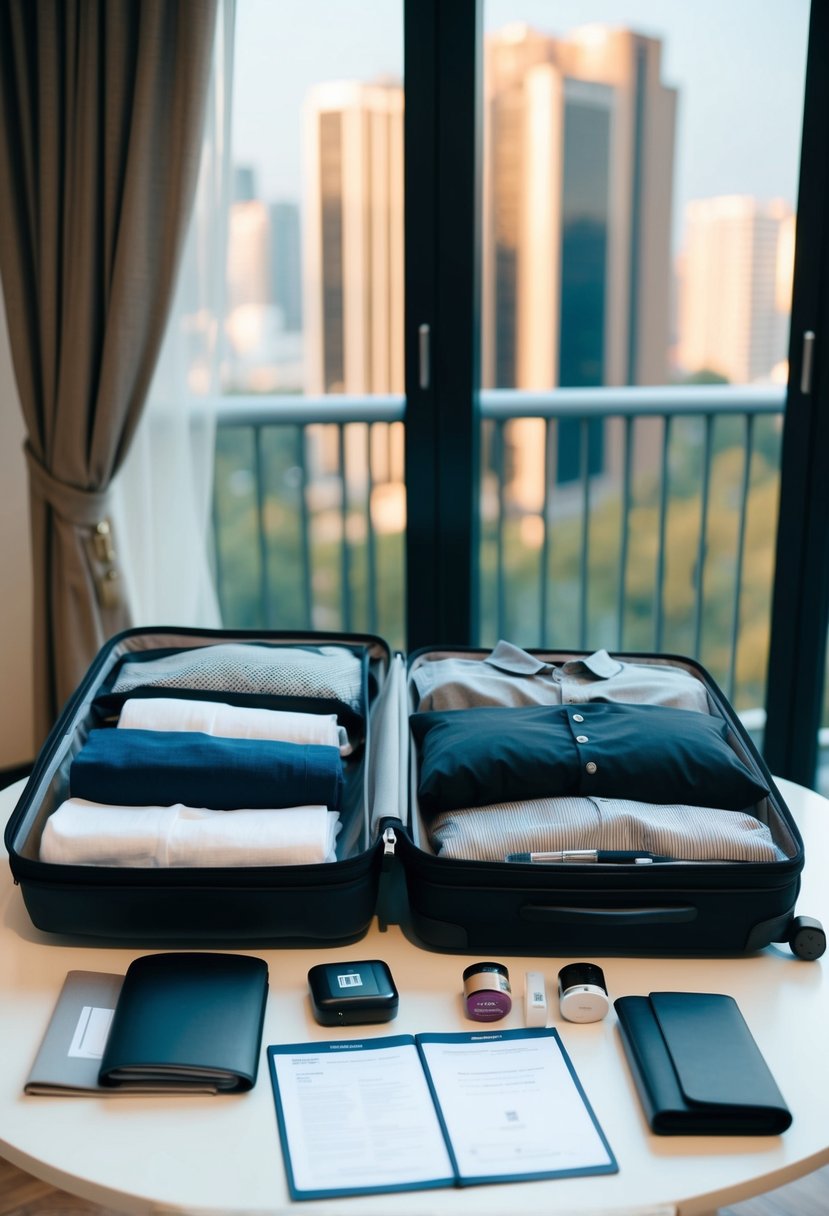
left=0, top=776, right=827, bottom=1216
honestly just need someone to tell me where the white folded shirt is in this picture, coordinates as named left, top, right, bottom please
left=117, top=696, right=351, bottom=755
left=40, top=799, right=342, bottom=867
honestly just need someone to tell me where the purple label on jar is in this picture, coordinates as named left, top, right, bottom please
left=465, top=990, right=512, bottom=1021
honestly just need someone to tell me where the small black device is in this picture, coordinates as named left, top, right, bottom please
left=307, top=959, right=399, bottom=1026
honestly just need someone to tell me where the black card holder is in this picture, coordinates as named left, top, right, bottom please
left=99, top=953, right=269, bottom=1093
left=614, top=992, right=791, bottom=1135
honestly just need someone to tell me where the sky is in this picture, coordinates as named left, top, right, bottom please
left=231, top=0, right=811, bottom=253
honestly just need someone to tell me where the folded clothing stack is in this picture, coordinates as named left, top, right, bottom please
left=428, top=797, right=785, bottom=863
left=42, top=691, right=351, bottom=867
left=411, top=700, right=777, bottom=864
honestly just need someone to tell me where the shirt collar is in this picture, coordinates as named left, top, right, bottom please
left=484, top=641, right=624, bottom=680
left=485, top=640, right=551, bottom=675
left=562, top=649, right=624, bottom=680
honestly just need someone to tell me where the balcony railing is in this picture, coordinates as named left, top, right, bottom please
left=213, top=384, right=785, bottom=717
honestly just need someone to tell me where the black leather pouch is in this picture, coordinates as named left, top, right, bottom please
left=614, top=991, right=792, bottom=1135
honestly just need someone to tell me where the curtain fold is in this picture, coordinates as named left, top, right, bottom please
left=112, top=0, right=234, bottom=631
left=0, top=0, right=219, bottom=741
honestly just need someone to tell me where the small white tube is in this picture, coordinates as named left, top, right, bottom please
left=524, top=971, right=548, bottom=1027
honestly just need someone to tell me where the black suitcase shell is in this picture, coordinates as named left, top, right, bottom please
left=4, top=632, right=814, bottom=957
left=5, top=627, right=394, bottom=945
left=390, top=647, right=807, bottom=958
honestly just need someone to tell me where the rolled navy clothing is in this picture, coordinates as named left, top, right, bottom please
left=70, top=729, right=344, bottom=812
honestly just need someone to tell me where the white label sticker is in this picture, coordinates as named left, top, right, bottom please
left=337, top=972, right=363, bottom=989
left=68, top=1005, right=115, bottom=1059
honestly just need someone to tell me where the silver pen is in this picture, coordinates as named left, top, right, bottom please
left=504, top=849, right=670, bottom=864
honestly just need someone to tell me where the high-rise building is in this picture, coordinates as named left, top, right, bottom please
left=304, top=79, right=404, bottom=397
left=233, top=165, right=257, bottom=204
left=482, top=23, right=677, bottom=495
left=270, top=202, right=303, bottom=334
left=227, top=199, right=271, bottom=314
left=676, top=195, right=794, bottom=384
left=303, top=80, right=405, bottom=494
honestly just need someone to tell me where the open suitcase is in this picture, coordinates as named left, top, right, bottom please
left=4, top=627, right=823, bottom=959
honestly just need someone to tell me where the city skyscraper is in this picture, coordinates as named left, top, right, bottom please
left=303, top=79, right=405, bottom=492
left=483, top=23, right=676, bottom=391
left=481, top=23, right=677, bottom=495
left=270, top=201, right=303, bottom=334
left=676, top=195, right=794, bottom=384
left=304, top=79, right=404, bottom=397
left=300, top=31, right=676, bottom=501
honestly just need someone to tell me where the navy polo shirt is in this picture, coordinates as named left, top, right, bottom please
left=410, top=702, right=768, bottom=815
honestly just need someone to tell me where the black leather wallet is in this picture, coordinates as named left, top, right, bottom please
left=99, top=952, right=269, bottom=1093
left=614, top=992, right=792, bottom=1135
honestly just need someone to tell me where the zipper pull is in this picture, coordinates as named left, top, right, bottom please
left=382, top=826, right=397, bottom=857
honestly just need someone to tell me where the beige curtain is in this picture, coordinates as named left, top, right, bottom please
left=0, top=0, right=218, bottom=742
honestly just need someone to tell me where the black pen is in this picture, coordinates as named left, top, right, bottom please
left=504, top=849, right=671, bottom=864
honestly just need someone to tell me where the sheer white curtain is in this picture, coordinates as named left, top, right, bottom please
left=112, top=0, right=235, bottom=628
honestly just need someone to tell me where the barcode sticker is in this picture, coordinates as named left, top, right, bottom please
left=337, top=972, right=363, bottom=989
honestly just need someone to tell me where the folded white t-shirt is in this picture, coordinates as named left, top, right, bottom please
left=40, top=799, right=341, bottom=867
left=117, top=696, right=351, bottom=755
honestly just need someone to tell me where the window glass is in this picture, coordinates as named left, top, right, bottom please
left=216, top=1, right=405, bottom=642
left=478, top=1, right=809, bottom=724
left=482, top=0, right=808, bottom=392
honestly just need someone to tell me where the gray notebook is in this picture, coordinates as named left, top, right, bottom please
left=24, top=971, right=208, bottom=1096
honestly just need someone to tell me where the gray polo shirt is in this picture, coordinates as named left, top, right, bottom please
left=412, top=641, right=711, bottom=715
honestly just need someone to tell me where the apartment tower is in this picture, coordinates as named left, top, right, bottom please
left=482, top=24, right=677, bottom=495
left=677, top=195, right=794, bottom=384
left=304, top=80, right=404, bottom=491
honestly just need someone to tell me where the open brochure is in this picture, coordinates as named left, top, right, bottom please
left=268, top=1028, right=617, bottom=1200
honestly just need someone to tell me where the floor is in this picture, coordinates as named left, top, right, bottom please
left=1, top=1158, right=828, bottom=1216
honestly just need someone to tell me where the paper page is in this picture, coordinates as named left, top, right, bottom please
left=268, top=1036, right=454, bottom=1199
left=417, top=1028, right=617, bottom=1184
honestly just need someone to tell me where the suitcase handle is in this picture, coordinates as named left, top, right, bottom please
left=520, top=904, right=698, bottom=925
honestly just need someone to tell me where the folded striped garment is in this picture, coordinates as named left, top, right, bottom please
left=111, top=643, right=365, bottom=714
left=427, top=796, right=786, bottom=863
left=40, top=800, right=341, bottom=867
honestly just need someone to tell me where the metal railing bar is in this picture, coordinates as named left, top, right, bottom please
left=217, top=395, right=405, bottom=427
left=211, top=467, right=226, bottom=624
left=693, top=415, right=715, bottom=659
left=366, top=426, right=378, bottom=635
left=337, top=424, right=352, bottom=634
left=213, top=384, right=783, bottom=429
left=481, top=385, right=784, bottom=420
left=727, top=414, right=755, bottom=702
left=495, top=420, right=507, bottom=640
left=253, top=424, right=270, bottom=627
left=539, top=418, right=553, bottom=649
left=654, top=415, right=672, bottom=652
left=617, top=415, right=634, bottom=651
left=297, top=426, right=313, bottom=627
left=579, top=417, right=590, bottom=649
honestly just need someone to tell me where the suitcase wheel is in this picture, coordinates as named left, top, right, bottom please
left=787, top=915, right=827, bottom=960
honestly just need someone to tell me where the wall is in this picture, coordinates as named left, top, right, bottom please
left=0, top=288, right=35, bottom=769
